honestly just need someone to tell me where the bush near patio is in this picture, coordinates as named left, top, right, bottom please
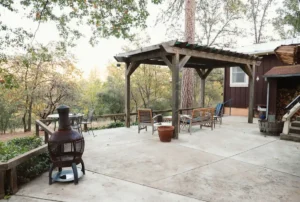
left=0, top=136, right=50, bottom=193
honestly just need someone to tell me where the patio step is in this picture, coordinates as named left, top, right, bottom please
left=281, top=133, right=300, bottom=142
left=289, top=126, right=300, bottom=135
left=297, top=116, right=300, bottom=121
left=291, top=121, right=300, bottom=127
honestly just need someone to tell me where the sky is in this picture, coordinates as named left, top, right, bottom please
left=0, top=0, right=286, bottom=80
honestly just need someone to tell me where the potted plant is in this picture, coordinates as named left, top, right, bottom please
left=157, top=126, right=174, bottom=142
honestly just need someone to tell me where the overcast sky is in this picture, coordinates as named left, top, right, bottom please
left=0, top=1, right=285, bottom=80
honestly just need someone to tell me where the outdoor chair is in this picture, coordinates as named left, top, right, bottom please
left=80, top=110, right=95, bottom=137
left=71, top=114, right=84, bottom=134
left=179, top=108, right=214, bottom=135
left=138, top=109, right=162, bottom=135
left=214, top=103, right=224, bottom=128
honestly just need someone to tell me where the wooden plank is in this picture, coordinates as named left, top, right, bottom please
left=7, top=145, right=48, bottom=169
left=126, top=61, right=140, bottom=77
left=0, top=170, right=5, bottom=199
left=125, top=62, right=131, bottom=128
left=161, top=55, right=173, bottom=71
left=178, top=56, right=191, bottom=70
left=162, top=44, right=258, bottom=65
left=172, top=53, right=180, bottom=139
left=35, top=120, right=54, bottom=135
left=7, top=168, right=18, bottom=194
left=127, top=50, right=168, bottom=63
left=195, top=69, right=204, bottom=79
left=240, top=64, right=253, bottom=78
left=44, top=131, right=49, bottom=144
left=200, top=78, right=205, bottom=107
left=35, top=123, right=39, bottom=137
left=248, top=63, right=256, bottom=123
left=203, top=68, right=213, bottom=79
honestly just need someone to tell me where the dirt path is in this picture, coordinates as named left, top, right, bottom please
left=0, top=131, right=34, bottom=142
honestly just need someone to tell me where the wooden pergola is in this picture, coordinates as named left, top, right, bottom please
left=115, top=40, right=261, bottom=139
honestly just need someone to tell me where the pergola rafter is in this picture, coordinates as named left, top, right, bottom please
left=115, top=40, right=261, bottom=139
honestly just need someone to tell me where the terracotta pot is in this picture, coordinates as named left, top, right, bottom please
left=157, top=126, right=174, bottom=142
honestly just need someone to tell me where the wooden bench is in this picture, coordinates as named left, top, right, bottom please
left=179, top=108, right=214, bottom=135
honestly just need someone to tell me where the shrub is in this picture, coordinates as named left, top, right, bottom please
left=0, top=136, right=50, bottom=188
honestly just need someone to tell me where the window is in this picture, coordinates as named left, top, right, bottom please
left=230, top=67, right=248, bottom=87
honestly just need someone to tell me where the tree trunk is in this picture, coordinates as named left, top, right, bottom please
left=27, top=99, right=33, bottom=131
left=181, top=0, right=195, bottom=114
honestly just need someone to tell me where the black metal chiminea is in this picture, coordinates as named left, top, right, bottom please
left=48, top=105, right=85, bottom=185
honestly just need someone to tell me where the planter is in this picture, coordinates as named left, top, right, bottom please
left=258, top=120, right=284, bottom=136
left=157, top=126, right=174, bottom=142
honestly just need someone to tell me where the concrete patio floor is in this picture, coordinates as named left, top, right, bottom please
left=6, top=116, right=300, bottom=202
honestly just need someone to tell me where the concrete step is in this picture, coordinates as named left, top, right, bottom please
left=291, top=121, right=300, bottom=127
left=289, top=126, right=300, bottom=134
left=281, top=133, right=300, bottom=142
left=297, top=116, right=300, bottom=121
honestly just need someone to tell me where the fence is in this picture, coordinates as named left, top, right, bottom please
left=0, top=120, right=53, bottom=199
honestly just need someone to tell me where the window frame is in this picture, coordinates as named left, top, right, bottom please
left=230, top=66, right=249, bottom=87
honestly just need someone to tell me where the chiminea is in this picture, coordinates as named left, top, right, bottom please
left=48, top=105, right=85, bottom=185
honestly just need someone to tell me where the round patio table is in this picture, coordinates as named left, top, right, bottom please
left=47, top=113, right=84, bottom=131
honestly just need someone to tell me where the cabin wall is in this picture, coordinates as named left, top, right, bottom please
left=224, top=54, right=283, bottom=115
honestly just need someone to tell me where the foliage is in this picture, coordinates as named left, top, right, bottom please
left=273, top=0, right=300, bottom=38
left=2, top=43, right=81, bottom=132
left=17, top=152, right=50, bottom=184
left=156, top=0, right=245, bottom=47
left=0, top=86, right=21, bottom=133
left=0, top=0, right=162, bottom=48
left=105, top=121, right=125, bottom=129
left=0, top=136, right=50, bottom=193
left=97, top=64, right=125, bottom=115
left=0, top=136, right=43, bottom=162
left=246, top=0, right=275, bottom=44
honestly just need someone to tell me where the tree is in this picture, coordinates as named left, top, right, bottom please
left=181, top=0, right=195, bottom=112
left=246, top=0, right=275, bottom=44
left=0, top=0, right=162, bottom=48
left=3, top=43, right=81, bottom=132
left=196, top=0, right=245, bottom=47
left=273, top=0, right=300, bottom=39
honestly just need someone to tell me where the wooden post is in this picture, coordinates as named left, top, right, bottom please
left=172, top=54, right=180, bottom=139
left=36, top=123, right=39, bottom=137
left=266, top=80, right=270, bottom=120
left=248, top=63, right=256, bottom=123
left=0, top=170, right=5, bottom=199
left=200, top=78, right=205, bottom=107
left=44, top=131, right=49, bottom=144
left=125, top=62, right=131, bottom=128
left=196, top=68, right=213, bottom=108
left=7, top=168, right=18, bottom=194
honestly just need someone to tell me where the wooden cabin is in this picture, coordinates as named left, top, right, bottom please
left=223, top=38, right=300, bottom=117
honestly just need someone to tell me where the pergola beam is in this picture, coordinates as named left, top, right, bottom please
left=162, top=44, right=257, bottom=65
left=195, top=69, right=213, bottom=107
left=126, top=62, right=140, bottom=77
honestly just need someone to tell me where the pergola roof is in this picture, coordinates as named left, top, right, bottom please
left=115, top=40, right=260, bottom=69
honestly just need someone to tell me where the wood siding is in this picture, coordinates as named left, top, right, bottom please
left=224, top=54, right=283, bottom=108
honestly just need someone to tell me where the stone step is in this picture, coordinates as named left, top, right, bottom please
left=297, top=116, right=300, bottom=121
left=289, top=126, right=300, bottom=135
left=291, top=121, right=300, bottom=127
left=281, top=133, right=300, bottom=142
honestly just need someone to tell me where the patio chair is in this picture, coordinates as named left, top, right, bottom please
left=180, top=108, right=214, bottom=135
left=80, top=110, right=95, bottom=137
left=71, top=114, right=84, bottom=134
left=138, top=109, right=162, bottom=135
left=214, top=103, right=224, bottom=128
